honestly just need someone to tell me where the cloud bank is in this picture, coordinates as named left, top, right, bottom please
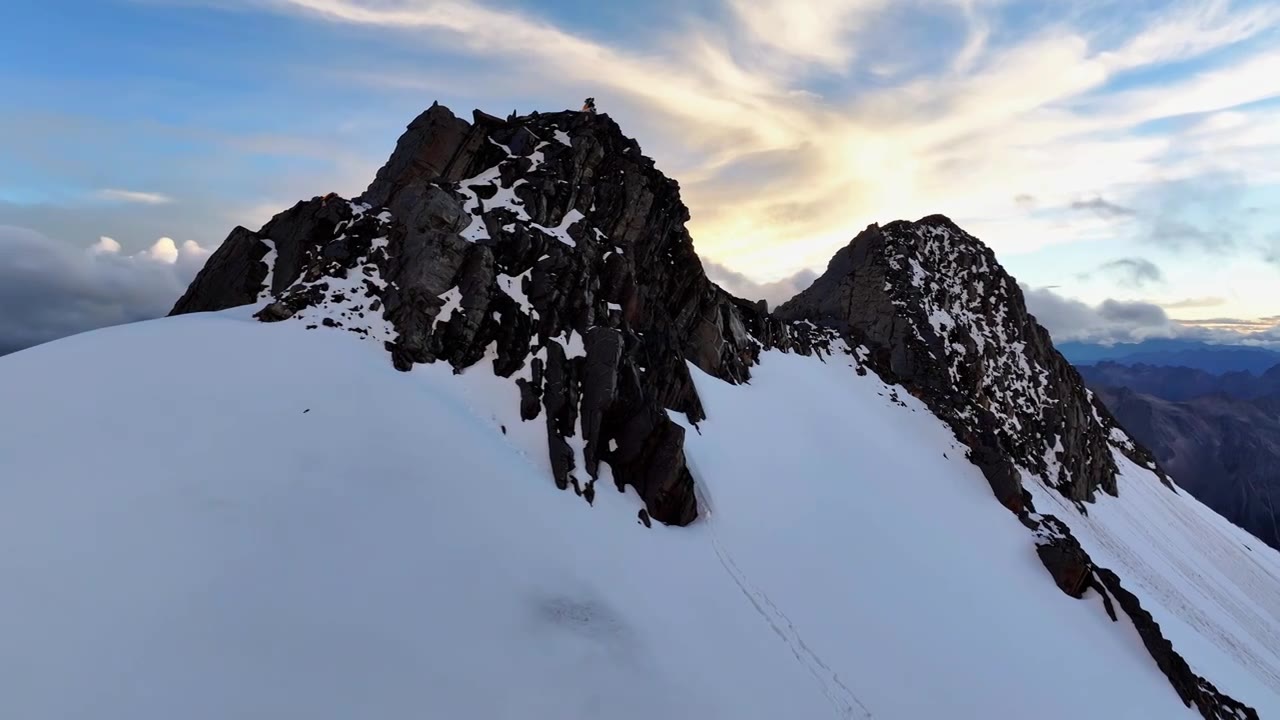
left=1023, top=285, right=1280, bottom=347
left=95, top=189, right=174, bottom=205
left=0, top=226, right=210, bottom=355
left=702, top=260, right=818, bottom=309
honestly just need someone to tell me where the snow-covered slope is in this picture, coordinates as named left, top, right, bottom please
left=5, top=103, right=1280, bottom=719
left=4, top=309, right=1267, bottom=719
left=779, top=213, right=1280, bottom=718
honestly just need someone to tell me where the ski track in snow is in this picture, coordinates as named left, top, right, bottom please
left=708, top=526, right=874, bottom=719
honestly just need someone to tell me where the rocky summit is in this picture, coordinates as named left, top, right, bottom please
left=777, top=217, right=1167, bottom=513
left=172, top=103, right=836, bottom=526
left=170, top=102, right=1264, bottom=719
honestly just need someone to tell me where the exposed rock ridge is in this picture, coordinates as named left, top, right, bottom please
left=171, top=102, right=841, bottom=526
left=777, top=216, right=1254, bottom=719
left=778, top=217, right=1167, bottom=512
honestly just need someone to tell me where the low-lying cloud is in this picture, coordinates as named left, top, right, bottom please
left=702, top=260, right=818, bottom=309
left=1023, top=285, right=1178, bottom=344
left=1023, top=284, right=1280, bottom=348
left=0, top=226, right=210, bottom=356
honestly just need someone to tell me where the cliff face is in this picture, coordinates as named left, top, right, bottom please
left=172, top=104, right=834, bottom=526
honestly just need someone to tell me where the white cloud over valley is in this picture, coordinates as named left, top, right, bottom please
left=0, top=226, right=210, bottom=355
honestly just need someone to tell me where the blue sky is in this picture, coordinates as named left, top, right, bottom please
left=2, top=0, right=1280, bottom=349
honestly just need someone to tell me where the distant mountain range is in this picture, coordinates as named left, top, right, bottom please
left=1079, top=362, right=1280, bottom=551
left=1081, top=361, right=1280, bottom=402
left=1059, top=338, right=1280, bottom=375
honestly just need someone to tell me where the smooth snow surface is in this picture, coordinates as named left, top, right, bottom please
left=1, top=312, right=1277, bottom=718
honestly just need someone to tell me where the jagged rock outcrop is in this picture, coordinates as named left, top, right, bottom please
left=1030, top=514, right=1094, bottom=598
left=777, top=217, right=1167, bottom=512
left=171, top=227, right=271, bottom=314
left=172, top=102, right=836, bottom=526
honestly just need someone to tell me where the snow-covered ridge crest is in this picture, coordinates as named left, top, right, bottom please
left=171, top=103, right=842, bottom=526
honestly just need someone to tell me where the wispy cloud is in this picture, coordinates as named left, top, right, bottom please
left=1098, top=0, right=1280, bottom=70
left=95, top=188, right=173, bottom=205
left=1095, top=257, right=1164, bottom=287
left=1071, top=198, right=1137, bottom=219
left=1161, top=296, right=1228, bottom=309
left=103, top=0, right=1280, bottom=307
left=1024, top=285, right=1180, bottom=343
left=1175, top=316, right=1280, bottom=334
left=238, top=4, right=1276, bottom=230
left=725, top=0, right=889, bottom=69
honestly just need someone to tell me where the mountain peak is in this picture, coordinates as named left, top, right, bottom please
left=779, top=214, right=1166, bottom=510
left=15, top=102, right=1277, bottom=718
left=171, top=102, right=836, bottom=525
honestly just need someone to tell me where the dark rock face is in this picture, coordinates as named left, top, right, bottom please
left=170, top=226, right=271, bottom=314
left=171, top=103, right=836, bottom=526
left=361, top=102, right=474, bottom=208
left=777, top=217, right=1167, bottom=511
left=1031, top=515, right=1093, bottom=598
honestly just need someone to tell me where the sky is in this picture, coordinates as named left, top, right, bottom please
left=2, top=0, right=1280, bottom=352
